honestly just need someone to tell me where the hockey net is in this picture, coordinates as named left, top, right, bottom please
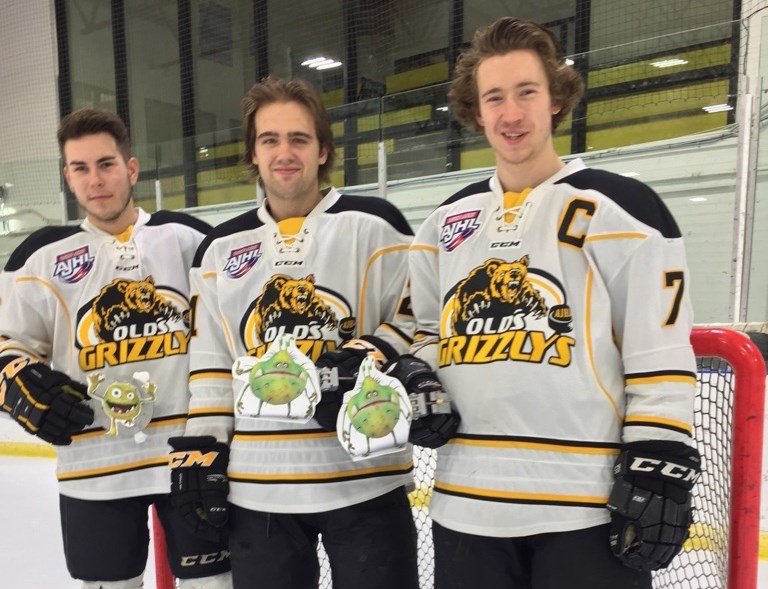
left=152, top=325, right=766, bottom=589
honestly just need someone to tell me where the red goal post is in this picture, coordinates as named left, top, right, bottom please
left=151, top=326, right=767, bottom=589
left=677, top=326, right=766, bottom=589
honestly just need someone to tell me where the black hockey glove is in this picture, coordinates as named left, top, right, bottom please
left=384, top=354, right=460, bottom=449
left=607, top=440, right=701, bottom=571
left=314, top=336, right=398, bottom=430
left=0, top=356, right=94, bottom=445
left=168, top=435, right=230, bottom=542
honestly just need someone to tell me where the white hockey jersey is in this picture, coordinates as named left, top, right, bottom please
left=0, top=208, right=210, bottom=500
left=185, top=188, right=415, bottom=513
left=409, top=159, right=697, bottom=538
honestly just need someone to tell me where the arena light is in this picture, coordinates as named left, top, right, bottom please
left=565, top=58, right=574, bottom=66
left=702, top=103, right=733, bottom=113
left=650, top=58, right=689, bottom=68
left=301, top=56, right=343, bottom=70
left=315, top=61, right=342, bottom=70
left=689, top=197, right=708, bottom=202
left=301, top=57, right=329, bottom=66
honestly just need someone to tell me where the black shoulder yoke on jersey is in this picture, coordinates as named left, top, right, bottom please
left=147, top=209, right=213, bottom=235
left=327, top=193, right=414, bottom=236
left=5, top=225, right=84, bottom=272
left=440, top=179, right=493, bottom=209
left=558, top=168, right=682, bottom=238
left=192, top=208, right=262, bottom=268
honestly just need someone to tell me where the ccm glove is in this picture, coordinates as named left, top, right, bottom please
left=0, top=356, right=94, bottom=445
left=384, top=354, right=460, bottom=448
left=168, top=436, right=230, bottom=542
left=607, top=440, right=701, bottom=571
left=314, top=336, right=397, bottom=430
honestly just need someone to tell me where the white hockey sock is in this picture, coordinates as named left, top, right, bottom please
left=81, top=573, right=144, bottom=588
left=178, top=571, right=233, bottom=589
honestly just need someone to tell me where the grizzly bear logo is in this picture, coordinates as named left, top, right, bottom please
left=91, top=276, right=184, bottom=341
left=250, top=274, right=338, bottom=343
left=451, top=255, right=548, bottom=334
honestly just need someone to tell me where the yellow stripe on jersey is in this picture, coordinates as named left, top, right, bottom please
left=625, top=373, right=697, bottom=386
left=624, top=414, right=694, bottom=436
left=188, top=406, right=235, bottom=417
left=72, top=415, right=188, bottom=440
left=57, top=455, right=170, bottom=481
left=584, top=268, right=623, bottom=421
left=17, top=276, right=75, bottom=359
left=221, top=312, right=236, bottom=354
left=434, top=481, right=608, bottom=507
left=450, top=436, right=620, bottom=455
left=233, top=430, right=337, bottom=442
left=409, top=243, right=439, bottom=254
left=584, top=232, right=647, bottom=242
left=189, top=370, right=232, bottom=382
left=230, top=460, right=414, bottom=483
left=202, top=271, right=217, bottom=279
left=0, top=343, right=43, bottom=358
left=359, top=243, right=410, bottom=335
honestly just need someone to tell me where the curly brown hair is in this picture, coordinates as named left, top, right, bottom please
left=449, top=17, right=584, bottom=132
left=241, top=76, right=336, bottom=186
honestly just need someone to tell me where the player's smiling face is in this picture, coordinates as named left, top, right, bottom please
left=251, top=100, right=328, bottom=220
left=475, top=50, right=562, bottom=189
left=63, top=132, right=139, bottom=234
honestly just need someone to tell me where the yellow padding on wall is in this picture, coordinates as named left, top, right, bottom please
left=586, top=112, right=728, bottom=151
left=196, top=141, right=242, bottom=161
left=589, top=44, right=731, bottom=89
left=357, top=105, right=433, bottom=133
left=322, top=88, right=345, bottom=107
left=587, top=80, right=730, bottom=125
left=386, top=62, right=449, bottom=94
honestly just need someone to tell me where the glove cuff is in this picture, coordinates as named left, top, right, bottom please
left=342, top=335, right=398, bottom=365
left=169, top=435, right=223, bottom=450
left=616, top=441, right=701, bottom=498
left=0, top=354, right=22, bottom=372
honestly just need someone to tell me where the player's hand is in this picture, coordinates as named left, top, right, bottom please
left=384, top=354, right=460, bottom=448
left=607, top=440, right=701, bottom=571
left=168, top=436, right=230, bottom=542
left=0, top=356, right=94, bottom=445
left=314, top=336, right=397, bottom=430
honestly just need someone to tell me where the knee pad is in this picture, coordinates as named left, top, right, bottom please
left=178, top=571, right=233, bottom=589
left=81, top=573, right=144, bottom=588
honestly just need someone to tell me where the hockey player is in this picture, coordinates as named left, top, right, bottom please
left=169, top=76, right=420, bottom=589
left=406, top=17, right=701, bottom=589
left=0, top=108, right=232, bottom=588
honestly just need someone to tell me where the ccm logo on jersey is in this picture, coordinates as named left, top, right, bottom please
left=169, top=450, right=221, bottom=469
left=627, top=456, right=700, bottom=484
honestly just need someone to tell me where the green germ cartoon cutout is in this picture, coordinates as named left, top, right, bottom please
left=340, top=356, right=409, bottom=457
left=87, top=373, right=157, bottom=437
left=234, top=335, right=316, bottom=418
left=347, top=377, right=401, bottom=438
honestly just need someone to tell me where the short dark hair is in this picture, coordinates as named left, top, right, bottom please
left=449, top=16, right=584, bottom=132
left=241, top=76, right=336, bottom=186
left=57, top=108, right=132, bottom=162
